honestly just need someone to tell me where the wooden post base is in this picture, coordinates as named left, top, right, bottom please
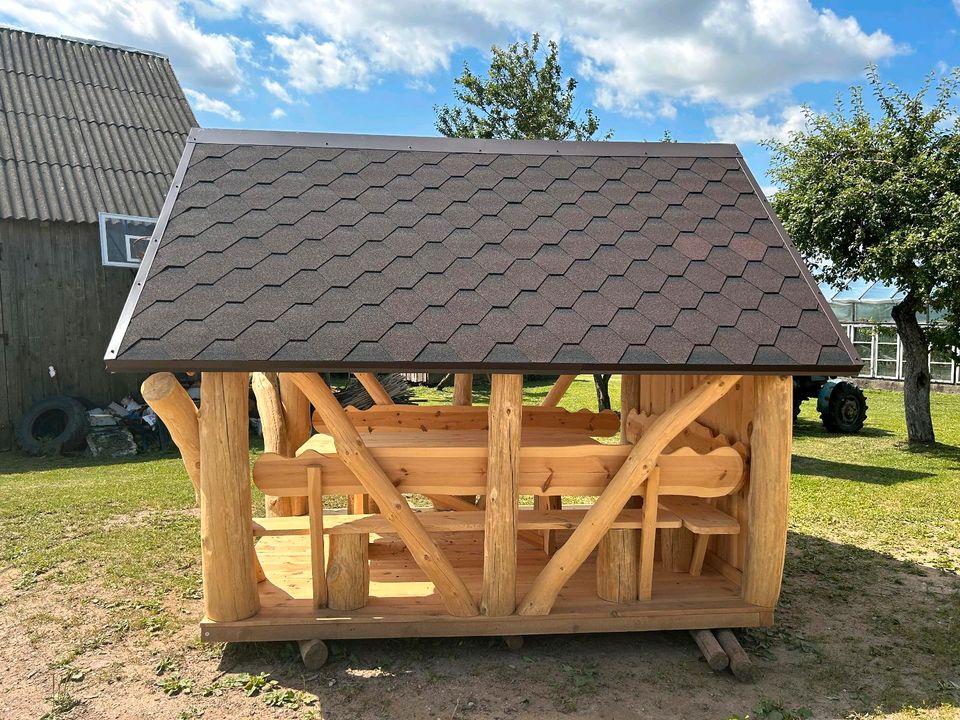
left=298, top=638, right=329, bottom=670
left=689, top=629, right=728, bottom=671
left=502, top=635, right=524, bottom=651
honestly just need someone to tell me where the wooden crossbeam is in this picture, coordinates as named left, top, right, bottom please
left=541, top=374, right=576, bottom=407
left=286, top=372, right=478, bottom=617
left=517, top=375, right=742, bottom=616
left=354, top=373, right=394, bottom=405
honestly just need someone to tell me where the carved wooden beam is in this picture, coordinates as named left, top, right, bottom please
left=141, top=372, right=200, bottom=501
left=286, top=372, right=478, bottom=617
left=517, top=375, right=743, bottom=616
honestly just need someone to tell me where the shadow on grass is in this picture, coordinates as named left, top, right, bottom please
left=791, top=454, right=935, bottom=484
left=212, top=532, right=960, bottom=719
left=792, top=418, right=895, bottom=439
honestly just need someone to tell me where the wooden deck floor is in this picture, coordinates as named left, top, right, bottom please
left=201, top=532, right=771, bottom=643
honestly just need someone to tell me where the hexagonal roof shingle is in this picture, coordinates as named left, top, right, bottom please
left=106, top=130, right=861, bottom=374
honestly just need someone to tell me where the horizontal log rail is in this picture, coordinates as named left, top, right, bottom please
left=517, top=375, right=743, bottom=616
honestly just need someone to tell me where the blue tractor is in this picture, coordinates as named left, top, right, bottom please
left=793, top=376, right=868, bottom=433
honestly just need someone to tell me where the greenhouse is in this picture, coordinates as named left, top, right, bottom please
left=820, top=281, right=957, bottom=384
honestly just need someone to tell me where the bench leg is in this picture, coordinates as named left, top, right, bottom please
left=689, top=534, right=709, bottom=577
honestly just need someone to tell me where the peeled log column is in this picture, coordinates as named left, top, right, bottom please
left=252, top=373, right=294, bottom=518
left=277, top=375, right=310, bottom=517
left=286, top=372, right=478, bottom=617
left=199, top=372, right=259, bottom=622
left=453, top=374, right=473, bottom=406
left=482, top=374, right=522, bottom=616
left=597, top=373, right=642, bottom=602
left=141, top=372, right=200, bottom=502
left=541, top=374, right=576, bottom=407
left=326, top=492, right=369, bottom=611
left=742, top=375, right=791, bottom=607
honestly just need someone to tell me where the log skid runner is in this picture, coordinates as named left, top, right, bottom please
left=104, top=131, right=861, bottom=664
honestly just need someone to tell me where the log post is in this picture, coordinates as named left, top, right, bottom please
left=453, top=374, right=473, bottom=406
left=286, top=373, right=478, bottom=617
left=596, top=373, right=642, bottom=602
left=741, top=375, right=791, bottom=608
left=518, top=376, right=742, bottom=616
left=326, top=492, right=369, bottom=610
left=252, top=372, right=293, bottom=518
left=278, top=375, right=310, bottom=516
left=199, top=372, right=259, bottom=622
left=482, top=374, right=522, bottom=616
left=541, top=374, right=576, bottom=407
left=141, top=372, right=200, bottom=502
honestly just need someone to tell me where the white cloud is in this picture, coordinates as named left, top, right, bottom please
left=207, top=0, right=902, bottom=113
left=0, top=0, right=246, bottom=91
left=266, top=34, right=369, bottom=92
left=263, top=78, right=294, bottom=103
left=270, top=107, right=286, bottom=119
left=184, top=88, right=243, bottom=121
left=954, top=0, right=960, bottom=15
left=708, top=105, right=809, bottom=144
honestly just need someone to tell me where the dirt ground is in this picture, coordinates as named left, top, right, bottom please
left=3, top=529, right=958, bottom=720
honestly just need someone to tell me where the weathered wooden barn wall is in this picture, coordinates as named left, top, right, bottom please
left=0, top=218, right=142, bottom=450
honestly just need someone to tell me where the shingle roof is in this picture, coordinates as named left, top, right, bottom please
left=0, top=27, right=196, bottom=223
left=106, top=129, right=861, bottom=374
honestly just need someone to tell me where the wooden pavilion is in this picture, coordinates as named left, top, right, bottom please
left=105, top=130, right=861, bottom=661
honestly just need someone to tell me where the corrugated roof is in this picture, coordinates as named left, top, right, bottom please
left=106, top=130, right=862, bottom=374
left=0, top=27, right=196, bottom=223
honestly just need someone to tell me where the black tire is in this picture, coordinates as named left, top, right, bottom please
left=15, top=395, right=90, bottom=455
left=820, top=381, right=868, bottom=434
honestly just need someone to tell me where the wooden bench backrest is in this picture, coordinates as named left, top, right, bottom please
left=312, top=405, right=620, bottom=437
left=253, top=445, right=743, bottom=499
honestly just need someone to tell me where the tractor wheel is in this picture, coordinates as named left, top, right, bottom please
left=820, top=381, right=868, bottom=434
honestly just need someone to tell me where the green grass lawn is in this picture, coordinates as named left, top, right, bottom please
left=0, top=377, right=958, bottom=719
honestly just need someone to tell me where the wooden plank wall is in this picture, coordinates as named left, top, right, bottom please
left=0, top=219, right=142, bottom=450
left=637, top=375, right=754, bottom=571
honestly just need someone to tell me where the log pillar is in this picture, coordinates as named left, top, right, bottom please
left=199, top=372, right=259, bottom=622
left=482, top=374, right=522, bottom=616
left=327, top=492, right=370, bottom=610
left=453, top=374, right=473, bottom=406
left=141, top=372, right=200, bottom=502
left=276, top=375, right=310, bottom=517
left=741, top=375, right=791, bottom=607
left=597, top=374, right=641, bottom=602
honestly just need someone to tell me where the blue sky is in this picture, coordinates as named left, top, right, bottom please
left=2, top=1, right=957, bottom=191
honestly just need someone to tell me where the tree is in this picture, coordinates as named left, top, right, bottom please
left=436, top=34, right=615, bottom=411
left=767, top=67, right=960, bottom=444
left=435, top=34, right=610, bottom=142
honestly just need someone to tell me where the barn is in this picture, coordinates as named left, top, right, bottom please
left=0, top=28, right=195, bottom=448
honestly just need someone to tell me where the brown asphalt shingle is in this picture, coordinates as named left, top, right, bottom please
left=106, top=130, right=861, bottom=373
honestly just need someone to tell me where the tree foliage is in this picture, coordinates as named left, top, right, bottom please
left=766, top=66, right=960, bottom=442
left=435, top=34, right=610, bottom=142
left=767, top=66, right=960, bottom=352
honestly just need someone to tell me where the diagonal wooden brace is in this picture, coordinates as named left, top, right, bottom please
left=286, top=372, right=479, bottom=617
left=517, top=375, right=743, bottom=616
